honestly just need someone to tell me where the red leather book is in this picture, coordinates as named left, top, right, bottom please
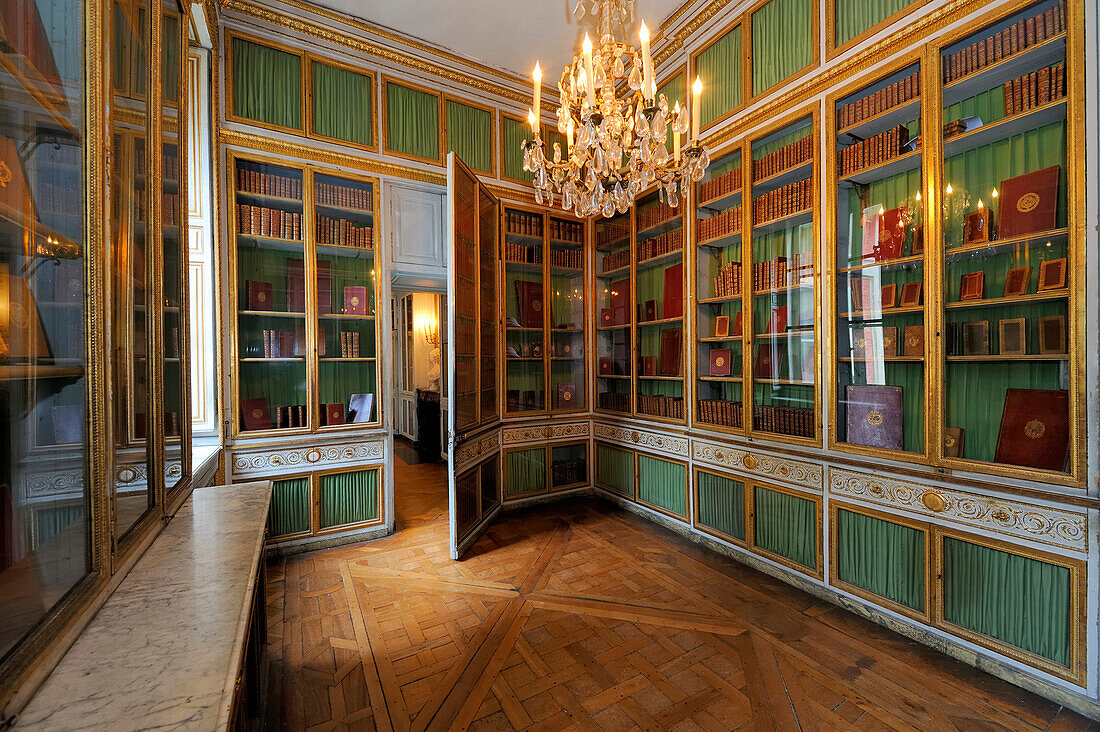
left=610, top=278, right=630, bottom=325
left=515, top=280, right=544, bottom=328
left=317, top=260, right=333, bottom=314
left=246, top=280, right=272, bottom=311
left=765, top=306, right=788, bottom=334
left=557, top=383, right=576, bottom=408
left=753, top=343, right=786, bottom=380
left=731, top=311, right=743, bottom=337
left=662, top=262, right=684, bottom=319
left=993, top=388, right=1069, bottom=471
left=241, top=398, right=272, bottom=431
left=657, top=328, right=682, bottom=377
left=845, top=385, right=903, bottom=449
left=323, top=402, right=344, bottom=426
left=598, top=357, right=612, bottom=376
left=878, top=206, right=908, bottom=260
left=343, top=285, right=367, bottom=315
left=997, top=165, right=1060, bottom=238
left=708, top=349, right=732, bottom=377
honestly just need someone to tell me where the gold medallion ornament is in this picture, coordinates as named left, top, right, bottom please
left=1024, top=419, right=1045, bottom=439
left=0, top=160, right=10, bottom=188
left=257, top=291, right=267, bottom=302
left=921, top=491, right=947, bottom=512
left=563, top=391, right=572, bottom=401
left=944, top=435, right=956, bottom=448
left=1016, top=192, right=1040, bottom=213
left=533, top=300, right=542, bottom=311
left=878, top=228, right=892, bottom=243
left=715, top=356, right=724, bottom=366
left=351, top=296, right=360, bottom=306
left=866, top=410, right=883, bottom=427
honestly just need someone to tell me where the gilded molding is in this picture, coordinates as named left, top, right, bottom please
left=454, top=431, right=502, bottom=472
left=654, top=0, right=738, bottom=67
left=230, top=440, right=385, bottom=476
left=693, top=441, right=824, bottom=490
left=502, top=421, right=590, bottom=445
left=829, top=468, right=1087, bottom=553
left=593, top=423, right=690, bottom=457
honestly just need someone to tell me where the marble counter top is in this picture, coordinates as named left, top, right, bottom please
left=18, top=481, right=272, bottom=731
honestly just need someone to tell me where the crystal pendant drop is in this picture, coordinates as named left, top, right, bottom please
left=628, top=63, right=642, bottom=91
left=612, top=55, right=625, bottom=78
left=573, top=1, right=585, bottom=18
left=653, top=145, right=668, bottom=166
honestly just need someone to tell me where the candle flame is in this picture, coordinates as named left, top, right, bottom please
left=533, top=61, right=541, bottom=82
left=693, top=76, right=702, bottom=94
left=639, top=21, right=649, bottom=42
left=583, top=33, right=592, bottom=54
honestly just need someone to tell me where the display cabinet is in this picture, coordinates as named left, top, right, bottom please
left=503, top=441, right=588, bottom=501
left=595, top=212, right=631, bottom=414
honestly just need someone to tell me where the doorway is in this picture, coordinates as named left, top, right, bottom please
left=392, top=291, right=445, bottom=466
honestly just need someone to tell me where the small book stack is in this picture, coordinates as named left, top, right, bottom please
left=753, top=179, right=811, bottom=225
left=713, top=260, right=743, bottom=298
left=261, top=329, right=294, bottom=358
left=753, top=405, right=814, bottom=437
left=753, top=135, right=813, bottom=181
left=162, top=193, right=180, bottom=226
left=597, top=392, right=630, bottom=411
left=838, top=71, right=921, bottom=130
left=698, top=206, right=741, bottom=242
left=752, top=253, right=812, bottom=290
left=549, top=218, right=583, bottom=243
left=237, top=204, right=302, bottom=239
left=943, top=0, right=1066, bottom=83
left=699, top=165, right=742, bottom=202
left=638, top=394, right=684, bottom=419
left=506, top=211, right=543, bottom=236
left=504, top=240, right=543, bottom=264
left=839, top=125, right=911, bottom=176
left=316, top=215, right=373, bottom=248
left=637, top=229, right=684, bottom=262
left=549, top=248, right=582, bottom=269
left=637, top=199, right=678, bottom=231
left=601, top=249, right=630, bottom=273
left=339, top=331, right=361, bottom=357
left=698, top=400, right=742, bottom=428
left=1003, top=63, right=1066, bottom=116
left=596, top=222, right=630, bottom=247
left=237, top=168, right=302, bottom=199
left=276, top=404, right=308, bottom=428
left=316, top=182, right=372, bottom=211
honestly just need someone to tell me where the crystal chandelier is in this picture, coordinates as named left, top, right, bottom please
left=521, top=0, right=709, bottom=218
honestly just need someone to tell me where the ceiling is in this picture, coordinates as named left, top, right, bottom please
left=312, top=0, right=687, bottom=82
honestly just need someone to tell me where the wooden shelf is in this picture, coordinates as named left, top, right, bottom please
left=598, top=262, right=631, bottom=278
left=319, top=357, right=376, bottom=362
left=239, top=357, right=304, bottom=363
left=698, top=375, right=743, bottom=382
left=838, top=97, right=921, bottom=140
left=753, top=378, right=813, bottom=386
left=696, top=230, right=742, bottom=249
left=752, top=209, right=813, bottom=236
left=636, top=214, right=683, bottom=240
left=698, top=294, right=742, bottom=305
left=598, top=374, right=631, bottom=380
left=944, top=99, right=1067, bottom=159
left=839, top=149, right=922, bottom=187
left=839, top=305, right=923, bottom=319
left=236, top=190, right=303, bottom=207
left=238, top=310, right=306, bottom=318
left=318, top=313, right=377, bottom=320
left=840, top=254, right=924, bottom=274
left=944, top=228, right=1068, bottom=261
left=637, top=316, right=683, bottom=327
left=637, top=249, right=683, bottom=272
left=316, top=243, right=375, bottom=258
left=946, top=353, right=1068, bottom=361
left=697, top=189, right=742, bottom=211
left=315, top=201, right=373, bottom=218
left=752, top=159, right=812, bottom=194
left=945, top=289, right=1068, bottom=311
left=754, top=281, right=813, bottom=296
left=638, top=374, right=682, bottom=381
left=699, top=336, right=743, bottom=343
left=839, top=356, right=924, bottom=362
left=754, top=329, right=814, bottom=340
left=942, top=33, right=1066, bottom=107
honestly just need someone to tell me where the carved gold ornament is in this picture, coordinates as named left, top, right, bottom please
left=1024, top=419, right=1045, bottom=439
left=1016, top=192, right=1040, bottom=213
left=742, top=454, right=757, bottom=470
left=715, top=355, right=725, bottom=366
left=921, top=491, right=947, bottom=512
left=944, top=435, right=956, bottom=448
left=251, top=408, right=263, bottom=418
left=351, top=296, right=360, bottom=307
left=563, top=390, right=572, bottom=401
left=866, top=410, right=883, bottom=427
left=877, top=228, right=891, bottom=243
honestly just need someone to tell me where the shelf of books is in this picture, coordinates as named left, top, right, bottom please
left=503, top=206, right=546, bottom=414
left=547, top=215, right=586, bottom=412
left=747, top=114, right=818, bottom=441
left=634, top=190, right=685, bottom=422
left=161, top=133, right=188, bottom=490
left=831, top=61, right=926, bottom=458
left=936, top=0, right=1073, bottom=477
left=695, top=143, right=745, bottom=432
left=453, top=163, right=478, bottom=433
left=595, top=212, right=632, bottom=414
left=478, top=187, right=500, bottom=423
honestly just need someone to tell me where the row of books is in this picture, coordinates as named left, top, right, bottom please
left=638, top=229, right=683, bottom=262
left=317, top=215, right=373, bottom=248
left=552, top=457, right=586, bottom=486
left=275, top=405, right=309, bottom=429
left=601, top=249, right=629, bottom=273
left=162, top=152, right=180, bottom=184
left=505, top=240, right=541, bottom=264
left=549, top=248, right=582, bottom=270
left=753, top=253, right=812, bottom=291
left=597, top=392, right=630, bottom=412
left=237, top=168, right=303, bottom=200
left=838, top=125, right=911, bottom=177
left=596, top=222, right=630, bottom=248
left=753, top=135, right=813, bottom=181
left=259, top=329, right=296, bottom=358
left=162, top=193, right=181, bottom=226
left=549, top=218, right=583, bottom=243
left=713, top=261, right=743, bottom=298
left=699, top=166, right=742, bottom=203
left=752, top=179, right=811, bottom=225
left=638, top=394, right=685, bottom=419
left=506, top=210, right=543, bottom=237
left=237, top=204, right=303, bottom=240
left=338, top=331, right=362, bottom=357
left=1003, top=63, right=1066, bottom=117
left=698, top=206, right=741, bottom=242
left=943, top=1, right=1066, bottom=83
left=636, top=200, right=678, bottom=231
left=838, top=72, right=921, bottom=131
left=316, top=182, right=372, bottom=211
left=698, top=400, right=743, bottom=428
left=753, top=405, right=814, bottom=437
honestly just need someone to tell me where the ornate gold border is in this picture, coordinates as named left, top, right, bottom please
left=380, top=75, right=445, bottom=166
left=498, top=111, right=536, bottom=187
left=744, top=0, right=821, bottom=102
left=223, top=30, right=307, bottom=137
left=689, top=17, right=747, bottom=135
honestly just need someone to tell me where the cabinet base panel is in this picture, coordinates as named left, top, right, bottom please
left=266, top=523, right=392, bottom=557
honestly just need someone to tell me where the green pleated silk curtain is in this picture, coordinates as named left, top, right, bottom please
left=696, top=25, right=742, bottom=126
left=506, top=448, right=546, bottom=496
left=112, top=2, right=132, bottom=93
left=312, top=61, right=373, bottom=146
left=834, top=0, right=911, bottom=48
left=386, top=81, right=439, bottom=160
left=269, top=478, right=310, bottom=536
left=752, top=0, right=812, bottom=96
left=596, top=444, right=634, bottom=496
left=697, top=472, right=745, bottom=540
left=232, top=37, right=302, bottom=129
left=36, top=504, right=86, bottom=547
left=161, top=14, right=180, bottom=103
left=320, top=469, right=379, bottom=529
left=637, top=455, right=686, bottom=517
left=502, top=116, right=533, bottom=181
left=446, top=100, right=492, bottom=173
left=942, top=537, right=1071, bottom=667
left=753, top=122, right=812, bottom=159
left=657, top=73, right=686, bottom=109
left=753, top=485, right=816, bottom=568
left=836, top=509, right=925, bottom=611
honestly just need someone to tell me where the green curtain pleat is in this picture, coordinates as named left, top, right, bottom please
left=697, top=472, right=745, bottom=540
left=232, top=37, right=301, bottom=129
left=942, top=537, right=1071, bottom=667
left=312, top=61, right=373, bottom=146
left=752, top=0, right=812, bottom=96
left=506, top=448, right=546, bottom=496
left=320, top=469, right=379, bottom=529
left=161, top=14, right=180, bottom=102
left=697, top=26, right=742, bottom=126
left=596, top=444, right=634, bottom=495
left=502, top=116, right=533, bottom=181
left=35, top=504, right=86, bottom=546
left=112, top=2, right=131, bottom=93
left=268, top=478, right=310, bottom=536
left=387, top=82, right=439, bottom=160
left=753, top=485, right=816, bottom=569
left=834, top=0, right=911, bottom=48
left=637, top=455, right=686, bottom=517
left=753, top=121, right=812, bottom=158
left=836, top=509, right=925, bottom=611
left=657, top=74, right=686, bottom=109
left=446, top=99, right=492, bottom=173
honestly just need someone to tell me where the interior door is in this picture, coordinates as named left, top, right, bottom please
left=447, top=153, right=502, bottom=558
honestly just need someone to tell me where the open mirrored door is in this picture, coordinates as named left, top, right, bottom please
left=447, top=153, right=502, bottom=558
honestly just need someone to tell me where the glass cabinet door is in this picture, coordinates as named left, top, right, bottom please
left=478, top=188, right=499, bottom=423
left=233, top=158, right=307, bottom=433
left=313, top=172, right=378, bottom=428
left=634, top=190, right=685, bottom=422
left=595, top=213, right=631, bottom=413
left=748, top=114, right=817, bottom=441
left=548, top=215, right=585, bottom=412
left=695, top=145, right=745, bottom=431
left=503, top=207, right=545, bottom=414
left=833, top=61, right=925, bottom=457
left=452, top=165, right=477, bottom=432
left=937, top=0, right=1072, bottom=475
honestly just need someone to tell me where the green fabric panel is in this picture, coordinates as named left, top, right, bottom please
left=697, top=472, right=745, bottom=540
left=753, top=485, right=816, bottom=568
left=35, top=504, right=86, bottom=546
left=596, top=444, right=634, bottom=495
left=942, top=537, right=1071, bottom=667
left=753, top=121, right=812, bottom=158
left=657, top=73, right=686, bottom=108
left=161, top=14, right=180, bottom=102
left=944, top=84, right=1005, bottom=126
left=232, top=37, right=301, bottom=129
left=112, top=2, right=131, bottom=93
left=386, top=82, right=439, bottom=160
left=506, top=448, right=546, bottom=496
left=752, top=0, right=812, bottom=96
left=503, top=116, right=533, bottom=181
left=446, top=99, right=492, bottom=173
left=269, top=478, right=310, bottom=536
left=836, top=509, right=925, bottom=611
left=708, top=149, right=742, bottom=181
left=637, top=455, right=686, bottom=517
left=696, top=26, right=741, bottom=126
left=312, top=61, right=373, bottom=146
left=320, top=469, right=379, bottom=528
left=834, top=0, right=911, bottom=47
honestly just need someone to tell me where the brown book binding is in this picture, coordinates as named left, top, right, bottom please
left=993, top=388, right=1069, bottom=471
left=997, top=165, right=1061, bottom=238
left=845, top=385, right=903, bottom=450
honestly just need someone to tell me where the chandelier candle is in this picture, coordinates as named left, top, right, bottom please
left=533, top=61, right=541, bottom=125
left=692, top=76, right=702, bottom=142
left=639, top=22, right=654, bottom=99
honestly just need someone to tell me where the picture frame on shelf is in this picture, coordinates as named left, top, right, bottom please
left=959, top=271, right=984, bottom=301
left=899, top=281, right=922, bottom=307
left=880, top=283, right=897, bottom=309
left=714, top=315, right=730, bottom=338
left=911, top=225, right=924, bottom=256
left=1003, top=266, right=1031, bottom=297
left=998, top=318, right=1026, bottom=356
left=1038, top=315, right=1066, bottom=355
left=962, top=320, right=990, bottom=356
left=1037, top=258, right=1067, bottom=291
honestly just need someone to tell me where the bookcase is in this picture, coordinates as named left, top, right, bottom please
left=595, top=212, right=632, bottom=414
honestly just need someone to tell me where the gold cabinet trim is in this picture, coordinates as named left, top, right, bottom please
left=502, top=421, right=589, bottom=445
left=592, top=422, right=690, bottom=458
left=692, top=441, right=823, bottom=490
left=230, top=440, right=385, bottom=477
left=454, top=431, right=501, bottom=473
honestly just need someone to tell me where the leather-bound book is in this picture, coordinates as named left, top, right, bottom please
left=246, top=280, right=273, bottom=311
left=276, top=331, right=294, bottom=358
left=731, top=311, right=743, bottom=337
left=276, top=405, right=291, bottom=429
left=343, top=285, right=367, bottom=315
left=943, top=427, right=964, bottom=457
left=765, top=306, right=788, bottom=334
left=598, top=357, right=612, bottom=376
left=557, top=383, right=576, bottom=408
left=657, top=328, right=682, bottom=377
left=644, top=299, right=657, bottom=322
left=903, top=325, right=924, bottom=357
left=323, top=402, right=344, bottom=426
left=642, top=355, right=657, bottom=376
left=708, top=348, right=732, bottom=377
left=997, top=165, right=1060, bottom=238
left=881, top=326, right=898, bottom=358
left=317, top=260, right=333, bottom=314
left=993, top=388, right=1069, bottom=471
left=753, top=343, right=786, bottom=380
left=610, top=278, right=630, bottom=325
left=515, top=280, right=544, bottom=328
left=877, top=206, right=908, bottom=261
left=662, top=262, right=684, bottom=319
left=845, top=384, right=903, bottom=449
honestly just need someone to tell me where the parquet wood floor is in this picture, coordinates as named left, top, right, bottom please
left=264, top=455, right=1097, bottom=731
